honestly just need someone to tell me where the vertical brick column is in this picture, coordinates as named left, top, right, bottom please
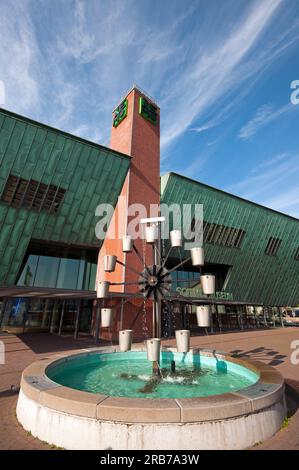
left=96, top=87, right=160, bottom=340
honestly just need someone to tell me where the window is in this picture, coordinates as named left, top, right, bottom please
left=17, top=241, right=98, bottom=291
left=203, top=221, right=245, bottom=248
left=265, top=237, right=282, bottom=256
left=171, top=270, right=201, bottom=290
left=295, top=246, right=299, bottom=261
left=1, top=174, right=65, bottom=214
left=17, top=254, right=97, bottom=290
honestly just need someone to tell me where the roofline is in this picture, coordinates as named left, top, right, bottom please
left=0, top=107, right=131, bottom=162
left=163, top=172, right=299, bottom=223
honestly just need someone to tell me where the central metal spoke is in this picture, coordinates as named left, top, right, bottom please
left=148, top=276, right=158, bottom=287
left=138, top=264, right=172, bottom=300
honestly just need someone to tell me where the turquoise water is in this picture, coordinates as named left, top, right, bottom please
left=47, top=351, right=259, bottom=399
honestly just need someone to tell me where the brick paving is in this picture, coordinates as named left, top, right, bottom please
left=0, top=333, right=102, bottom=450
left=0, top=327, right=298, bottom=450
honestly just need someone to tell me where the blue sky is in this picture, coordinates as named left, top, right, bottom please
left=0, top=0, right=299, bottom=217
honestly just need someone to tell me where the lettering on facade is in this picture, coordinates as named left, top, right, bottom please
left=176, top=286, right=233, bottom=300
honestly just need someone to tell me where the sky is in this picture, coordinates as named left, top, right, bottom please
left=0, top=0, right=299, bottom=217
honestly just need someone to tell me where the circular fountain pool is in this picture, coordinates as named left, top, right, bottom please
left=47, top=351, right=258, bottom=399
left=16, top=346, right=286, bottom=450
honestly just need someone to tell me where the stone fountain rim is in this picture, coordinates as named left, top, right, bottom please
left=19, top=346, right=284, bottom=424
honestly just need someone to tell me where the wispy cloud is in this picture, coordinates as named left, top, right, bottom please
left=58, top=0, right=137, bottom=64
left=262, top=186, right=299, bottom=217
left=0, top=0, right=299, bottom=219
left=160, top=0, right=283, bottom=149
left=189, top=123, right=216, bottom=134
left=239, top=103, right=293, bottom=139
left=0, top=1, right=40, bottom=115
left=250, top=152, right=288, bottom=173
left=226, top=152, right=299, bottom=213
left=70, top=123, right=102, bottom=144
left=2, top=0, right=293, bottom=149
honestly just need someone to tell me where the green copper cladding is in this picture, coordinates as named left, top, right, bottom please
left=161, top=172, right=299, bottom=306
left=113, top=99, right=128, bottom=128
left=0, top=108, right=130, bottom=286
left=139, top=97, right=158, bottom=125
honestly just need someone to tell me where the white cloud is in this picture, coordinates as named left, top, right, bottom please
left=160, top=0, right=283, bottom=149
left=239, top=103, right=293, bottom=139
left=189, top=123, right=216, bottom=134
left=0, top=0, right=298, bottom=181
left=226, top=152, right=299, bottom=203
left=58, top=0, right=136, bottom=64
left=263, top=186, right=299, bottom=215
left=0, top=1, right=40, bottom=115
left=0, top=80, right=5, bottom=105
left=70, top=123, right=103, bottom=144
left=250, top=152, right=288, bottom=173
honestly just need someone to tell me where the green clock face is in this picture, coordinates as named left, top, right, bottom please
left=139, top=97, right=158, bottom=125
left=113, top=99, right=128, bottom=128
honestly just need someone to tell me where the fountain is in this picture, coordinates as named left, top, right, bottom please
left=16, top=218, right=286, bottom=449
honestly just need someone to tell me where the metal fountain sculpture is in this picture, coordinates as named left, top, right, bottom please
left=97, top=217, right=215, bottom=377
left=16, top=219, right=286, bottom=450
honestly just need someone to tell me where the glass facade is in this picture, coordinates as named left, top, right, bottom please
left=171, top=270, right=201, bottom=294
left=0, top=241, right=97, bottom=334
left=17, top=254, right=97, bottom=291
left=170, top=262, right=231, bottom=298
left=171, top=270, right=200, bottom=287
left=0, top=298, right=93, bottom=333
left=0, top=298, right=54, bottom=331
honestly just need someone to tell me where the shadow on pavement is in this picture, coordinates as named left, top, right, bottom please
left=230, top=346, right=287, bottom=366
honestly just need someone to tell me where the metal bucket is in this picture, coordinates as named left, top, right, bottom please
left=122, top=235, right=133, bottom=252
left=170, top=230, right=182, bottom=247
left=146, top=338, right=161, bottom=361
left=101, top=308, right=114, bottom=327
left=196, top=306, right=211, bottom=327
left=145, top=225, right=157, bottom=244
left=119, top=329, right=133, bottom=352
left=97, top=281, right=110, bottom=298
left=191, top=247, right=204, bottom=266
left=201, top=274, right=215, bottom=295
left=175, top=329, right=190, bottom=353
left=104, top=255, right=117, bottom=272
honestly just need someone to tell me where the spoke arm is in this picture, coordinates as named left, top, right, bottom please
left=116, top=259, right=147, bottom=280
left=152, top=243, right=155, bottom=267
left=161, top=245, right=173, bottom=270
left=152, top=250, right=156, bottom=276
left=155, top=245, right=173, bottom=278
left=154, top=242, right=163, bottom=265
left=157, top=286, right=168, bottom=302
left=145, top=286, right=153, bottom=299
left=159, top=256, right=191, bottom=280
left=109, top=281, right=146, bottom=286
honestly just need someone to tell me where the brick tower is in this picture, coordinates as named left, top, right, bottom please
left=96, top=86, right=160, bottom=339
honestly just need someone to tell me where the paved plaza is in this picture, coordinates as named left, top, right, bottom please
left=0, top=327, right=298, bottom=450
